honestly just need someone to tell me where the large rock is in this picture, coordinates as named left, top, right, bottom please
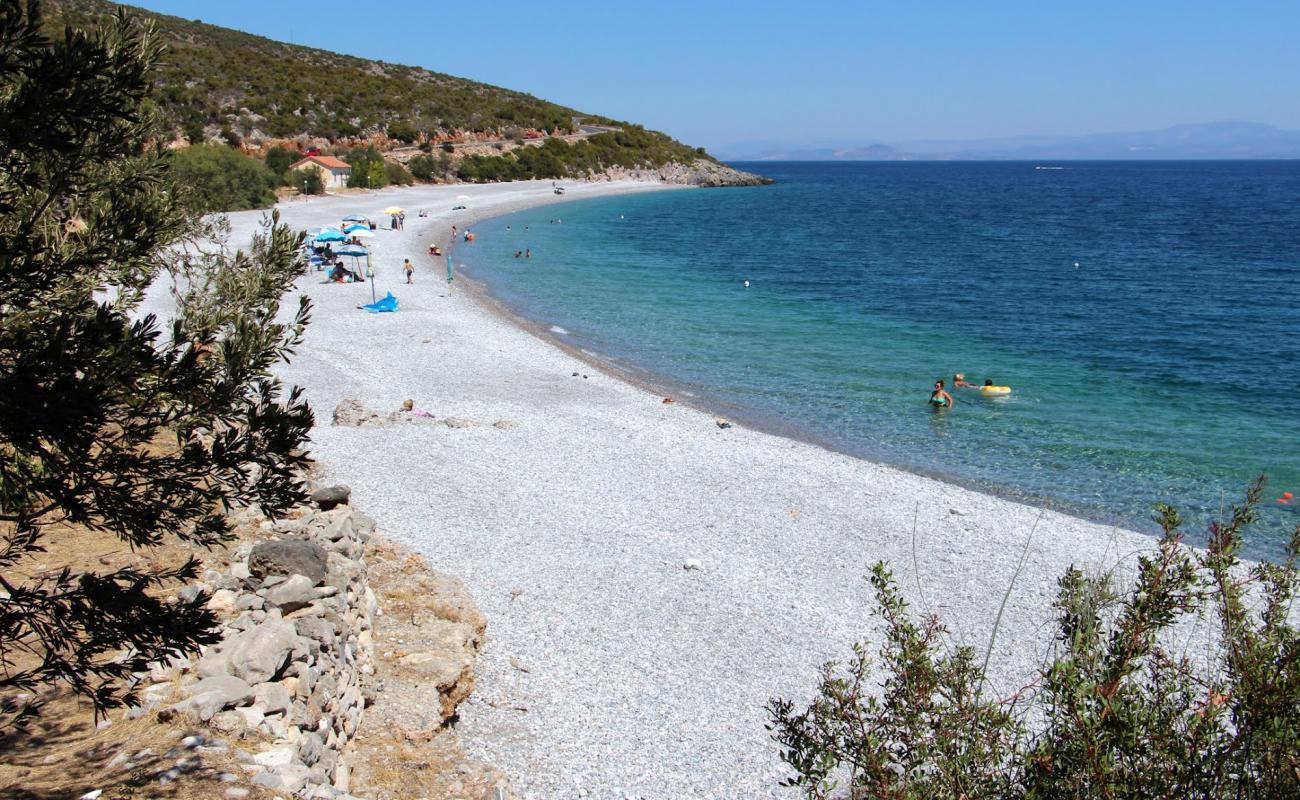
left=394, top=619, right=478, bottom=720
left=253, top=680, right=292, bottom=715
left=199, top=620, right=300, bottom=684
left=250, top=540, right=327, bottom=585
left=310, top=485, right=351, bottom=511
left=176, top=675, right=254, bottom=721
left=332, top=398, right=379, bottom=427
left=266, top=573, right=317, bottom=612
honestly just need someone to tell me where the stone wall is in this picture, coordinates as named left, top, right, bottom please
left=129, top=483, right=488, bottom=799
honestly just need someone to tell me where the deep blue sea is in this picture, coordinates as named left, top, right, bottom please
left=458, top=162, right=1300, bottom=556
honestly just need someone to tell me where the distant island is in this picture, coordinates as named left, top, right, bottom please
left=717, top=121, right=1300, bottom=161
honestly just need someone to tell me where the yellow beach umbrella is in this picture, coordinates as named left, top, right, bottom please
left=382, top=206, right=404, bottom=215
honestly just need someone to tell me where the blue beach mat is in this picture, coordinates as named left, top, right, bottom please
left=361, top=292, right=398, bottom=313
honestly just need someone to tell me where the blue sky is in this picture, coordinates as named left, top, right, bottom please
left=128, top=0, right=1299, bottom=149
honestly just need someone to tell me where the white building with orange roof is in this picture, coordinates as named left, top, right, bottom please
left=289, top=155, right=352, bottom=189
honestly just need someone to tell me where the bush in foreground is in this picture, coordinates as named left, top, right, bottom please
left=0, top=1, right=312, bottom=727
left=769, top=478, right=1299, bottom=799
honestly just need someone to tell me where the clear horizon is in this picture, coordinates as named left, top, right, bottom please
left=126, top=0, right=1300, bottom=150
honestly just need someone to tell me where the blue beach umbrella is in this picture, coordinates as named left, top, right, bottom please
left=342, top=224, right=369, bottom=233
left=314, top=229, right=347, bottom=243
left=335, top=243, right=368, bottom=258
left=341, top=215, right=369, bottom=223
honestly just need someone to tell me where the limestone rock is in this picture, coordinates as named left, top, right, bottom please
left=254, top=681, right=292, bottom=715
left=176, top=675, right=254, bottom=720
left=310, top=485, right=351, bottom=511
left=207, top=589, right=238, bottom=614
left=394, top=619, right=478, bottom=720
left=199, top=620, right=299, bottom=684
left=331, top=398, right=379, bottom=427
left=250, top=540, right=327, bottom=585
left=266, top=574, right=317, bottom=612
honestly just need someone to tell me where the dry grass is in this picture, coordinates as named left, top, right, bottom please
left=0, top=505, right=259, bottom=799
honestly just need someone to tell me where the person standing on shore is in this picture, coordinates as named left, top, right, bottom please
left=403, top=258, right=414, bottom=284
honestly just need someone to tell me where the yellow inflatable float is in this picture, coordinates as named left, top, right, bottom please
left=981, top=385, right=1012, bottom=397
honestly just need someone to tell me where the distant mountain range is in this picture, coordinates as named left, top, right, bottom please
left=717, top=122, right=1300, bottom=161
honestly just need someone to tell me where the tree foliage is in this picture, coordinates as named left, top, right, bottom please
left=769, top=479, right=1300, bottom=799
left=0, top=0, right=313, bottom=727
left=168, top=143, right=276, bottom=212
left=290, top=166, right=324, bottom=195
left=344, top=145, right=387, bottom=189
left=264, top=144, right=298, bottom=179
left=453, top=128, right=709, bottom=183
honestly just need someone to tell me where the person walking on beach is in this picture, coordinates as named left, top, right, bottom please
left=929, top=379, right=954, bottom=409
left=403, top=258, right=414, bottom=284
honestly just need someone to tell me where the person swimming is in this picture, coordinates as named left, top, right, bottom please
left=954, top=373, right=979, bottom=389
left=929, top=379, right=954, bottom=409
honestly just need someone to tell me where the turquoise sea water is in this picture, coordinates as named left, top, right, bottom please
left=457, top=162, right=1300, bottom=556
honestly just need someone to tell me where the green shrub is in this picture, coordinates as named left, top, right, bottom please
left=264, top=144, right=299, bottom=179
left=387, top=120, right=417, bottom=143
left=769, top=478, right=1300, bottom=799
left=385, top=160, right=413, bottom=186
left=168, top=143, right=276, bottom=211
left=344, top=145, right=388, bottom=189
left=290, top=167, right=324, bottom=195
left=407, top=154, right=436, bottom=181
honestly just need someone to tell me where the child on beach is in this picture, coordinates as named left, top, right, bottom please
left=403, top=258, right=414, bottom=284
left=399, top=399, right=432, bottom=417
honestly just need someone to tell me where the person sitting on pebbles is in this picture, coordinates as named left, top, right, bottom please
left=399, top=399, right=432, bottom=417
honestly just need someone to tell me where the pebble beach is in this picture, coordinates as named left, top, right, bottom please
left=216, top=179, right=1183, bottom=799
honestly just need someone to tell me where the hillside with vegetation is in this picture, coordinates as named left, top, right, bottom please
left=42, top=0, right=766, bottom=203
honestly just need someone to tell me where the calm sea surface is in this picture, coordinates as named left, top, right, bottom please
left=457, top=162, right=1300, bottom=556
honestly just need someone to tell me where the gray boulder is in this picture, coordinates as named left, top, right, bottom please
left=253, top=680, right=292, bottom=715
left=265, top=573, right=317, bottom=612
left=310, top=485, right=351, bottom=510
left=177, top=675, right=254, bottom=721
left=198, top=620, right=299, bottom=684
left=249, top=540, right=327, bottom=585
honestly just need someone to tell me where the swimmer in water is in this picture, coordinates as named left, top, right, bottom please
left=954, top=373, right=979, bottom=389
left=929, top=379, right=954, bottom=409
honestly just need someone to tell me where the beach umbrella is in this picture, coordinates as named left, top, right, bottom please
left=334, top=244, right=369, bottom=281
left=347, top=228, right=375, bottom=239
left=314, top=229, right=347, bottom=243
left=341, top=214, right=369, bottom=223
left=456, top=194, right=470, bottom=200
left=382, top=206, right=404, bottom=215
left=342, top=224, right=370, bottom=233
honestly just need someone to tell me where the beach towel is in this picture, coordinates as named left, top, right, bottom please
left=361, top=292, right=398, bottom=313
